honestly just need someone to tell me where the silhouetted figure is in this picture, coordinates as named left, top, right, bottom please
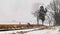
left=39, top=6, right=47, bottom=25
left=27, top=23, right=30, bottom=25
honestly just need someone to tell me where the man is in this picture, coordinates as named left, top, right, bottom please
left=39, top=6, right=47, bottom=25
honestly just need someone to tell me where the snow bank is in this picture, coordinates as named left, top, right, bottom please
left=0, top=26, right=60, bottom=34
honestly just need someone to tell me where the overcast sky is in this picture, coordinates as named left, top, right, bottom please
left=0, top=0, right=51, bottom=24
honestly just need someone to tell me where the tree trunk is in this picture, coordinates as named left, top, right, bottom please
left=37, top=17, right=39, bottom=25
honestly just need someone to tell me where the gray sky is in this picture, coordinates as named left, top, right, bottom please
left=0, top=0, right=51, bottom=24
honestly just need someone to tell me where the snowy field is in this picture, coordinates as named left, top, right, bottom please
left=0, top=26, right=60, bottom=34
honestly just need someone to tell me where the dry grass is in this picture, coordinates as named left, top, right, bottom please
left=0, top=24, right=44, bottom=30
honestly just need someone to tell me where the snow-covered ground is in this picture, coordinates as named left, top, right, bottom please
left=0, top=26, right=60, bottom=34
left=26, top=26, right=60, bottom=34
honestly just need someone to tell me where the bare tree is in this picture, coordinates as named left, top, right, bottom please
left=32, top=9, right=39, bottom=24
left=49, top=0, right=60, bottom=25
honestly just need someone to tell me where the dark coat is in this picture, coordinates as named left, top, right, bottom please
left=39, top=6, right=47, bottom=22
